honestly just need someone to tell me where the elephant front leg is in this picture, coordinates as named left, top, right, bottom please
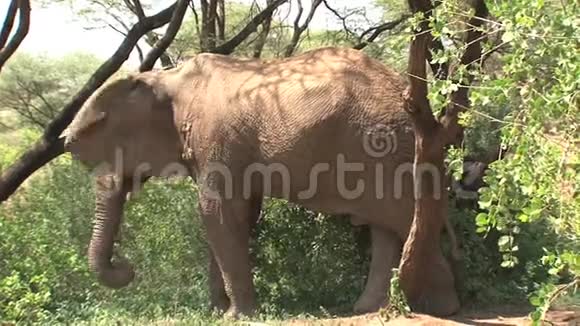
left=200, top=196, right=257, bottom=318
left=209, top=251, right=230, bottom=312
left=207, top=198, right=262, bottom=314
left=354, top=226, right=402, bottom=314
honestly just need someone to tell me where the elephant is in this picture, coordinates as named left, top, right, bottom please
left=64, top=47, right=459, bottom=318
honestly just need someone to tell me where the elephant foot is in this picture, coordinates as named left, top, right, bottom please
left=224, top=303, right=256, bottom=320
left=209, top=294, right=230, bottom=313
left=353, top=292, right=387, bottom=314
left=401, top=252, right=460, bottom=316
left=409, top=287, right=460, bottom=317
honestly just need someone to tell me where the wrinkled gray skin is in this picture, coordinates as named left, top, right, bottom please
left=64, top=47, right=459, bottom=318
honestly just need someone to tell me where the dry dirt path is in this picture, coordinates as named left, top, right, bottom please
left=284, top=308, right=580, bottom=326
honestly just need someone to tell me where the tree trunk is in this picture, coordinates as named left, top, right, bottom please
left=398, top=126, right=458, bottom=315
left=217, top=0, right=225, bottom=42
left=398, top=0, right=489, bottom=316
left=200, top=0, right=218, bottom=51
left=252, top=0, right=273, bottom=58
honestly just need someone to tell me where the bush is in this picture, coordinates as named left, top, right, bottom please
left=254, top=202, right=366, bottom=315
left=0, top=133, right=572, bottom=323
left=0, top=150, right=211, bottom=322
left=0, top=147, right=367, bottom=322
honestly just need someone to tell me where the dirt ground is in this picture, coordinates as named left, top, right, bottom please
left=285, top=307, right=580, bottom=326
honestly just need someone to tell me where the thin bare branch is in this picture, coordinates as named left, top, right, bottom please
left=135, top=42, right=144, bottom=64
left=353, top=15, right=409, bottom=50
left=211, top=0, right=288, bottom=55
left=107, top=23, right=129, bottom=37
left=322, top=0, right=357, bottom=39
left=190, top=0, right=202, bottom=38
left=131, top=0, right=146, bottom=19
left=284, top=0, right=323, bottom=57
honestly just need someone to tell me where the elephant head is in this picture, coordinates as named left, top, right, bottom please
left=64, top=75, right=183, bottom=288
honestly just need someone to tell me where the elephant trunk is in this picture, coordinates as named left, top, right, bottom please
left=88, top=175, right=135, bottom=289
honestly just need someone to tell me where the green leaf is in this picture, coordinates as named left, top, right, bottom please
left=548, top=267, right=560, bottom=276
left=501, top=260, right=515, bottom=268
left=498, top=235, right=514, bottom=252
left=517, top=214, right=530, bottom=222
left=475, top=213, right=488, bottom=226
left=498, top=235, right=511, bottom=247
left=502, top=31, right=515, bottom=43
left=530, top=310, right=542, bottom=322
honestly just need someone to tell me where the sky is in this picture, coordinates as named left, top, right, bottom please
left=0, top=0, right=382, bottom=67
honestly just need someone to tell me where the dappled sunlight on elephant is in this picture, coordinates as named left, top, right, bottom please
left=64, top=47, right=459, bottom=318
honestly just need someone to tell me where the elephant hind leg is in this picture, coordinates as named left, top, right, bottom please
left=354, top=225, right=402, bottom=314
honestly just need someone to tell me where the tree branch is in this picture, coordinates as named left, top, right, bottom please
left=403, top=0, right=437, bottom=134
left=253, top=0, right=274, bottom=58
left=199, top=0, right=214, bottom=51
left=0, top=0, right=30, bottom=72
left=440, top=0, right=489, bottom=145
left=217, top=0, right=225, bottom=41
left=211, top=0, right=288, bottom=55
left=0, top=2, right=178, bottom=203
left=283, top=0, right=322, bottom=57
left=0, top=0, right=19, bottom=49
left=143, top=32, right=174, bottom=68
left=322, top=0, right=408, bottom=51
left=126, top=0, right=146, bottom=20
left=322, top=0, right=358, bottom=39
left=139, top=0, right=188, bottom=72
left=353, top=14, right=409, bottom=50
left=190, top=0, right=201, bottom=39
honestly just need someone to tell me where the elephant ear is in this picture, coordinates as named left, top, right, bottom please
left=125, top=76, right=164, bottom=113
left=64, top=104, right=107, bottom=142
left=64, top=75, right=142, bottom=142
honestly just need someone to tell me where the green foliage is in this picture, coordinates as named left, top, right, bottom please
left=0, top=52, right=102, bottom=129
left=0, top=272, right=52, bottom=322
left=2, top=0, right=579, bottom=323
left=0, top=138, right=562, bottom=323
left=0, top=136, right=367, bottom=323
left=428, top=0, right=579, bottom=318
left=529, top=279, right=579, bottom=325
left=380, top=268, right=411, bottom=320
left=477, top=0, right=579, bottom=276
left=449, top=205, right=552, bottom=305
left=254, top=203, right=365, bottom=315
